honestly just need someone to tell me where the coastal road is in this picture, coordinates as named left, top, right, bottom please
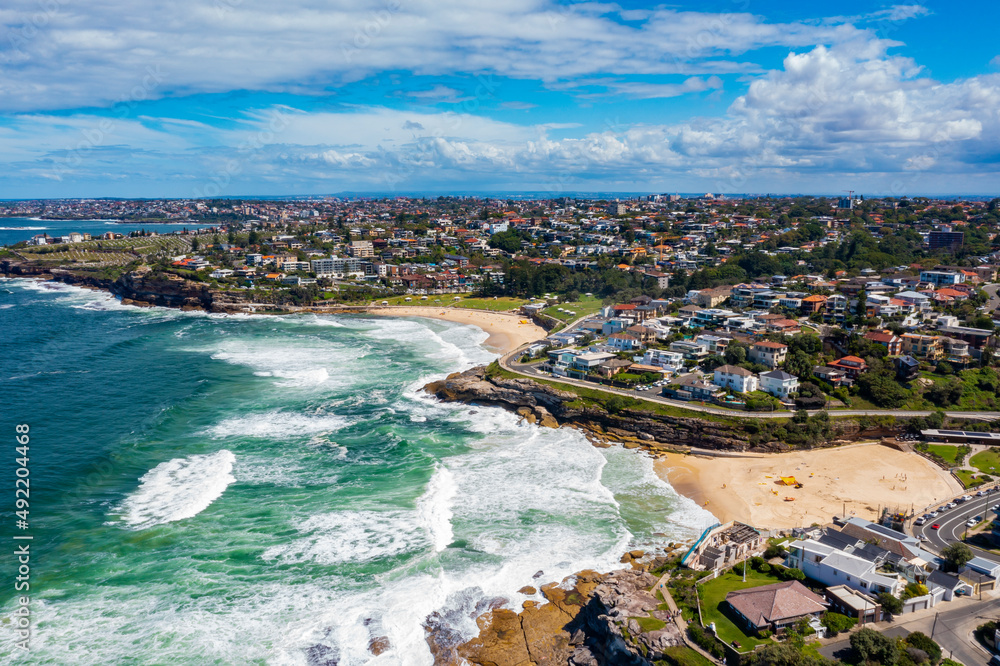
left=820, top=594, right=1000, bottom=666
left=914, top=490, right=1000, bottom=564
left=499, top=345, right=1000, bottom=422
left=984, top=283, right=1000, bottom=314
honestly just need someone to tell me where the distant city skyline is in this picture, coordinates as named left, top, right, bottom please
left=1, top=0, right=999, bottom=198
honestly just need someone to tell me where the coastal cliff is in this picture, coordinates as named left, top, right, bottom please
left=425, top=366, right=793, bottom=452
left=426, top=569, right=683, bottom=666
left=1, top=262, right=269, bottom=313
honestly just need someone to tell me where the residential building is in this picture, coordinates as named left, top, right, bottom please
left=813, top=366, right=849, bottom=387
left=750, top=341, right=788, bottom=369
left=713, top=365, right=759, bottom=394
left=642, top=349, right=684, bottom=371
left=607, top=331, right=643, bottom=351
left=663, top=374, right=724, bottom=402
left=349, top=240, right=375, bottom=258
left=896, top=355, right=920, bottom=381
left=669, top=340, right=710, bottom=361
left=864, top=331, right=902, bottom=355
left=927, top=230, right=964, bottom=250
left=827, top=355, right=868, bottom=380
left=824, top=586, right=881, bottom=626
left=919, top=270, right=964, bottom=287
left=901, top=333, right=944, bottom=361
left=726, top=582, right=828, bottom=636
left=800, top=294, right=827, bottom=314
left=760, top=370, right=799, bottom=399
left=785, top=538, right=905, bottom=598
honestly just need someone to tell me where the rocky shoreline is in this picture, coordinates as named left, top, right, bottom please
left=422, top=365, right=892, bottom=454
left=425, top=564, right=690, bottom=666
left=0, top=263, right=381, bottom=315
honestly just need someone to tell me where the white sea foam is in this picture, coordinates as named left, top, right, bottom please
left=0, top=303, right=14, bottom=309
left=0, top=225, right=46, bottom=230
left=117, top=450, right=236, bottom=529
left=203, top=336, right=363, bottom=389
left=418, top=465, right=457, bottom=552
left=206, top=411, right=352, bottom=439
left=262, top=510, right=431, bottom=565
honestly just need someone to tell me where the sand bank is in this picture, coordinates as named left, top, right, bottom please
left=367, top=306, right=546, bottom=354
left=656, top=443, right=962, bottom=530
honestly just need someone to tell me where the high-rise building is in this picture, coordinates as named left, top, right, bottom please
left=927, top=229, right=964, bottom=250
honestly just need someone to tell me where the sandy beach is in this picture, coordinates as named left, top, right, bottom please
left=656, top=443, right=963, bottom=530
left=367, top=306, right=547, bottom=354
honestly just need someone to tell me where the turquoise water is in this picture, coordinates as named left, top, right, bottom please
left=0, top=279, right=713, bottom=665
left=0, top=217, right=211, bottom=246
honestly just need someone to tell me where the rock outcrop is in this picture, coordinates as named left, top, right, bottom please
left=432, top=569, right=684, bottom=666
left=424, top=366, right=754, bottom=452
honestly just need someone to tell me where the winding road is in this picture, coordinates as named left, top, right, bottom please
left=914, top=490, right=1000, bottom=564
left=499, top=345, right=1000, bottom=421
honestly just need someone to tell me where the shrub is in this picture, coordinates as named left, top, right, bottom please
left=905, top=632, right=941, bottom=663
left=687, top=624, right=724, bottom=659
left=877, top=592, right=903, bottom=616
left=821, top=612, right=856, bottom=636
left=757, top=562, right=771, bottom=573
left=763, top=543, right=786, bottom=559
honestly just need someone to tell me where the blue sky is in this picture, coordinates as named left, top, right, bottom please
left=1, top=0, right=998, bottom=198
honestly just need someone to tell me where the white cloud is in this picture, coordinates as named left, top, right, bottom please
left=0, top=0, right=884, bottom=111
left=3, top=39, right=999, bottom=196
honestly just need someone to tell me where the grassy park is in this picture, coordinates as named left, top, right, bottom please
left=379, top=294, right=527, bottom=311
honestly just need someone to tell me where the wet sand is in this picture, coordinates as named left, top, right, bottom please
left=368, top=306, right=546, bottom=354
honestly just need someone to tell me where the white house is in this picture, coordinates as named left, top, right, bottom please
left=785, top=538, right=905, bottom=598
left=643, top=349, right=684, bottom=372
left=760, top=370, right=799, bottom=399
left=713, top=365, right=759, bottom=394
left=210, top=269, right=234, bottom=279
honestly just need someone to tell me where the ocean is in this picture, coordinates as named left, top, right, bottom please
left=0, top=217, right=212, bottom=247
left=0, top=278, right=714, bottom=665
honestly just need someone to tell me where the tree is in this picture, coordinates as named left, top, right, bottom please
left=877, top=592, right=903, bottom=616
left=850, top=627, right=898, bottom=664
left=942, top=542, right=973, bottom=571
left=784, top=350, right=813, bottom=379
left=821, top=612, right=856, bottom=636
left=191, top=237, right=200, bottom=251
left=905, top=632, right=942, bottom=664
left=724, top=342, right=748, bottom=365
left=858, top=370, right=910, bottom=408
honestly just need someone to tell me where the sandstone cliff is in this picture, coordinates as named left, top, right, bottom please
left=424, top=366, right=760, bottom=452
left=426, top=569, right=684, bottom=666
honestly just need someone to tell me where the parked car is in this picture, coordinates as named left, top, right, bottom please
left=915, top=517, right=926, bottom=525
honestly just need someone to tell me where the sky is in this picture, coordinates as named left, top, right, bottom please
left=1, top=0, right=999, bottom=198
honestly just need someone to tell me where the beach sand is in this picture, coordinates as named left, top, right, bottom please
left=656, top=443, right=962, bottom=530
left=368, top=306, right=547, bottom=354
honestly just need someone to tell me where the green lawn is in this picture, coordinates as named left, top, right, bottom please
left=659, top=646, right=716, bottom=666
left=955, top=469, right=991, bottom=488
left=970, top=449, right=1000, bottom=476
left=697, top=570, right=783, bottom=650
left=540, top=295, right=605, bottom=323
left=926, top=444, right=966, bottom=466
left=379, top=294, right=527, bottom=311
